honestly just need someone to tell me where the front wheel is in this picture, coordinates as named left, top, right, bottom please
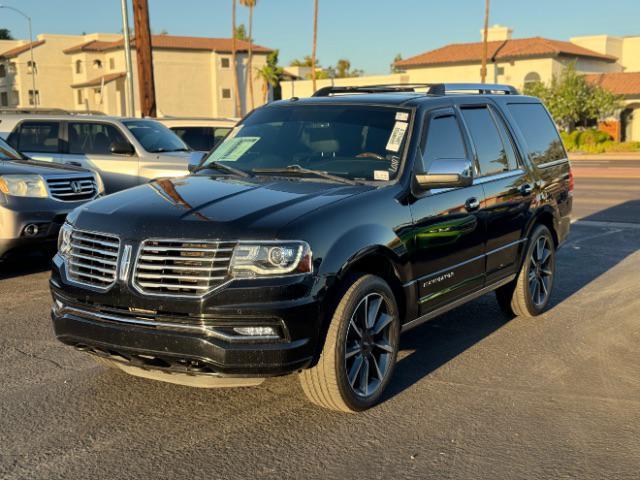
left=299, top=274, right=400, bottom=412
left=496, top=225, right=556, bottom=317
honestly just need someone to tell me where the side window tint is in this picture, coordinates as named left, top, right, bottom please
left=461, top=107, right=509, bottom=176
left=17, top=122, right=60, bottom=153
left=421, top=114, right=466, bottom=171
left=68, top=122, right=127, bottom=155
left=508, top=103, right=566, bottom=165
left=491, top=110, right=519, bottom=171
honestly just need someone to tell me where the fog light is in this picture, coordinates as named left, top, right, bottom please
left=23, top=224, right=39, bottom=236
left=232, top=326, right=278, bottom=337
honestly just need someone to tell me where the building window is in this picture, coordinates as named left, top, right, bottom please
left=10, top=90, right=18, bottom=105
left=524, top=71, right=541, bottom=86
left=221, top=57, right=230, bottom=69
left=221, top=88, right=231, bottom=99
left=109, top=57, right=115, bottom=70
left=0, top=92, right=7, bottom=107
left=75, top=60, right=83, bottom=74
left=77, top=89, right=83, bottom=105
left=27, top=61, right=37, bottom=74
left=0, top=64, right=5, bottom=78
left=28, top=89, right=40, bottom=106
left=93, top=59, right=102, bottom=69
left=8, top=62, right=16, bottom=74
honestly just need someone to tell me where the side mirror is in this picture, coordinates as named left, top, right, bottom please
left=110, top=141, right=135, bottom=155
left=188, top=151, right=207, bottom=173
left=416, top=158, right=473, bottom=190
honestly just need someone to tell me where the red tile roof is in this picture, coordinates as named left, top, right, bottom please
left=0, top=40, right=45, bottom=59
left=64, top=35, right=272, bottom=54
left=585, top=71, right=640, bottom=96
left=396, top=37, right=617, bottom=68
left=71, top=72, right=126, bottom=88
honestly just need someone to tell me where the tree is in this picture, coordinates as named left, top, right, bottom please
left=390, top=53, right=403, bottom=73
left=0, top=29, right=14, bottom=40
left=255, top=49, right=283, bottom=103
left=290, top=55, right=316, bottom=67
left=231, top=0, right=242, bottom=117
left=234, top=23, right=248, bottom=40
left=524, top=63, right=623, bottom=131
left=240, top=0, right=257, bottom=111
left=311, top=0, right=318, bottom=92
left=334, top=58, right=362, bottom=78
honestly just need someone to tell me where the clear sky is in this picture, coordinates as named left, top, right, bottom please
left=1, top=0, right=639, bottom=74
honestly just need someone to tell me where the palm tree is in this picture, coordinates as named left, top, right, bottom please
left=255, top=49, right=283, bottom=103
left=231, top=0, right=242, bottom=116
left=311, top=0, right=318, bottom=92
left=240, top=0, right=257, bottom=111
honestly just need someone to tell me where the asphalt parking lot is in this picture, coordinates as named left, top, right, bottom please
left=1, top=157, right=639, bottom=480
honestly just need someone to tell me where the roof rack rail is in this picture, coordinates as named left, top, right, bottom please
left=310, top=83, right=519, bottom=97
left=0, top=108, right=106, bottom=116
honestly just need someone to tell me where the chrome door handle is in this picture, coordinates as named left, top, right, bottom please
left=465, top=197, right=480, bottom=211
left=520, top=183, right=533, bottom=195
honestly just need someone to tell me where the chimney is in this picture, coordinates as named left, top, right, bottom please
left=481, top=24, right=513, bottom=42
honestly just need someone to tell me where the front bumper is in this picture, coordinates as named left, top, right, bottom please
left=0, top=196, right=87, bottom=259
left=50, top=275, right=322, bottom=378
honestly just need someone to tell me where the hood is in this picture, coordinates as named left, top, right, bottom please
left=0, top=158, right=90, bottom=176
left=70, top=175, right=372, bottom=239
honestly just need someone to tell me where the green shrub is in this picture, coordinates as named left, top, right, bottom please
left=576, top=129, right=611, bottom=146
left=558, top=128, right=638, bottom=153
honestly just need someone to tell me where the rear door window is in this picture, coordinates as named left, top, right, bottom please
left=68, top=122, right=128, bottom=155
left=507, top=103, right=567, bottom=165
left=461, top=107, right=511, bottom=176
left=171, top=126, right=232, bottom=151
left=15, top=121, right=60, bottom=153
left=420, top=113, right=467, bottom=171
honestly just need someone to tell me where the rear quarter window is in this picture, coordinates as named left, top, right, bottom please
left=14, top=121, right=60, bottom=153
left=507, top=103, right=566, bottom=166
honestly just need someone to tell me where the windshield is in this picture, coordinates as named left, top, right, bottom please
left=123, top=120, right=189, bottom=153
left=0, top=137, right=22, bottom=160
left=201, top=105, right=411, bottom=182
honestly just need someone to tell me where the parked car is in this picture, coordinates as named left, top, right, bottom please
left=50, top=83, right=572, bottom=412
left=157, top=117, right=238, bottom=152
left=0, top=113, right=193, bottom=194
left=0, top=135, right=103, bottom=262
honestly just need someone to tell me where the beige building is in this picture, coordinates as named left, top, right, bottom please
left=280, top=26, right=640, bottom=140
left=0, top=33, right=273, bottom=118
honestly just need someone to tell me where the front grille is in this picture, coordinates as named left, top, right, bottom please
left=133, top=239, right=235, bottom=296
left=47, top=177, right=97, bottom=201
left=67, top=230, right=120, bottom=289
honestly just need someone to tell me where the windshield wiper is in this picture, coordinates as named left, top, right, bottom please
left=192, top=161, right=251, bottom=177
left=251, top=165, right=356, bottom=185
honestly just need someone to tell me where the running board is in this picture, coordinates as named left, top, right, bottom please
left=401, top=274, right=516, bottom=332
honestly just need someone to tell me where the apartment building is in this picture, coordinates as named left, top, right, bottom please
left=0, top=33, right=273, bottom=117
left=281, top=26, right=640, bottom=141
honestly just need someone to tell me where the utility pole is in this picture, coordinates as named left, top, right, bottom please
left=120, top=0, right=136, bottom=116
left=311, top=0, right=318, bottom=92
left=132, top=0, right=156, bottom=117
left=480, top=0, right=489, bottom=84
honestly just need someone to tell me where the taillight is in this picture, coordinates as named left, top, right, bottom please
left=568, top=169, right=574, bottom=193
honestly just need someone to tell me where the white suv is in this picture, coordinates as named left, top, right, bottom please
left=1, top=114, right=194, bottom=193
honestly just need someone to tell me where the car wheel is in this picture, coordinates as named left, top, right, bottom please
left=299, top=274, right=400, bottom=412
left=496, top=225, right=556, bottom=317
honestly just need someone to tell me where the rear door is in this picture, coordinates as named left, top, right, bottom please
left=409, top=107, right=487, bottom=314
left=64, top=121, right=139, bottom=193
left=9, top=121, right=62, bottom=163
left=459, top=104, right=534, bottom=284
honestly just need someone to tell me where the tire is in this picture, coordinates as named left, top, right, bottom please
left=299, top=274, right=400, bottom=412
left=496, top=225, right=556, bottom=317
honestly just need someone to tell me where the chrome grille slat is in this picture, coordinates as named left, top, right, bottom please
left=133, top=239, right=234, bottom=296
left=67, top=229, right=120, bottom=290
left=46, top=177, right=97, bottom=201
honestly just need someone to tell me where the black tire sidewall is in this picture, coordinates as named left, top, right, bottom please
left=523, top=226, right=555, bottom=315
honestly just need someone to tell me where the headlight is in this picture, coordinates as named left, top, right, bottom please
left=230, top=241, right=312, bottom=278
left=57, top=223, right=73, bottom=258
left=0, top=174, right=48, bottom=198
left=94, top=172, right=105, bottom=195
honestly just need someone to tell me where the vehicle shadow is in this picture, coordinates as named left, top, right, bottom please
left=384, top=200, right=640, bottom=402
left=0, top=251, right=52, bottom=280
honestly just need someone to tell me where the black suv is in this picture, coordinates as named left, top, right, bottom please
left=50, top=83, right=572, bottom=412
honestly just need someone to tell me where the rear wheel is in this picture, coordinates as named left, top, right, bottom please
left=496, top=225, right=556, bottom=317
left=299, top=274, right=400, bottom=412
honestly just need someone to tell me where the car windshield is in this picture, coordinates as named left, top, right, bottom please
left=200, top=105, right=411, bottom=182
left=0, top=137, right=22, bottom=160
left=123, top=120, right=189, bottom=153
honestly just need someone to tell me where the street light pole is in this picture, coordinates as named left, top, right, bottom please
left=0, top=4, right=38, bottom=107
